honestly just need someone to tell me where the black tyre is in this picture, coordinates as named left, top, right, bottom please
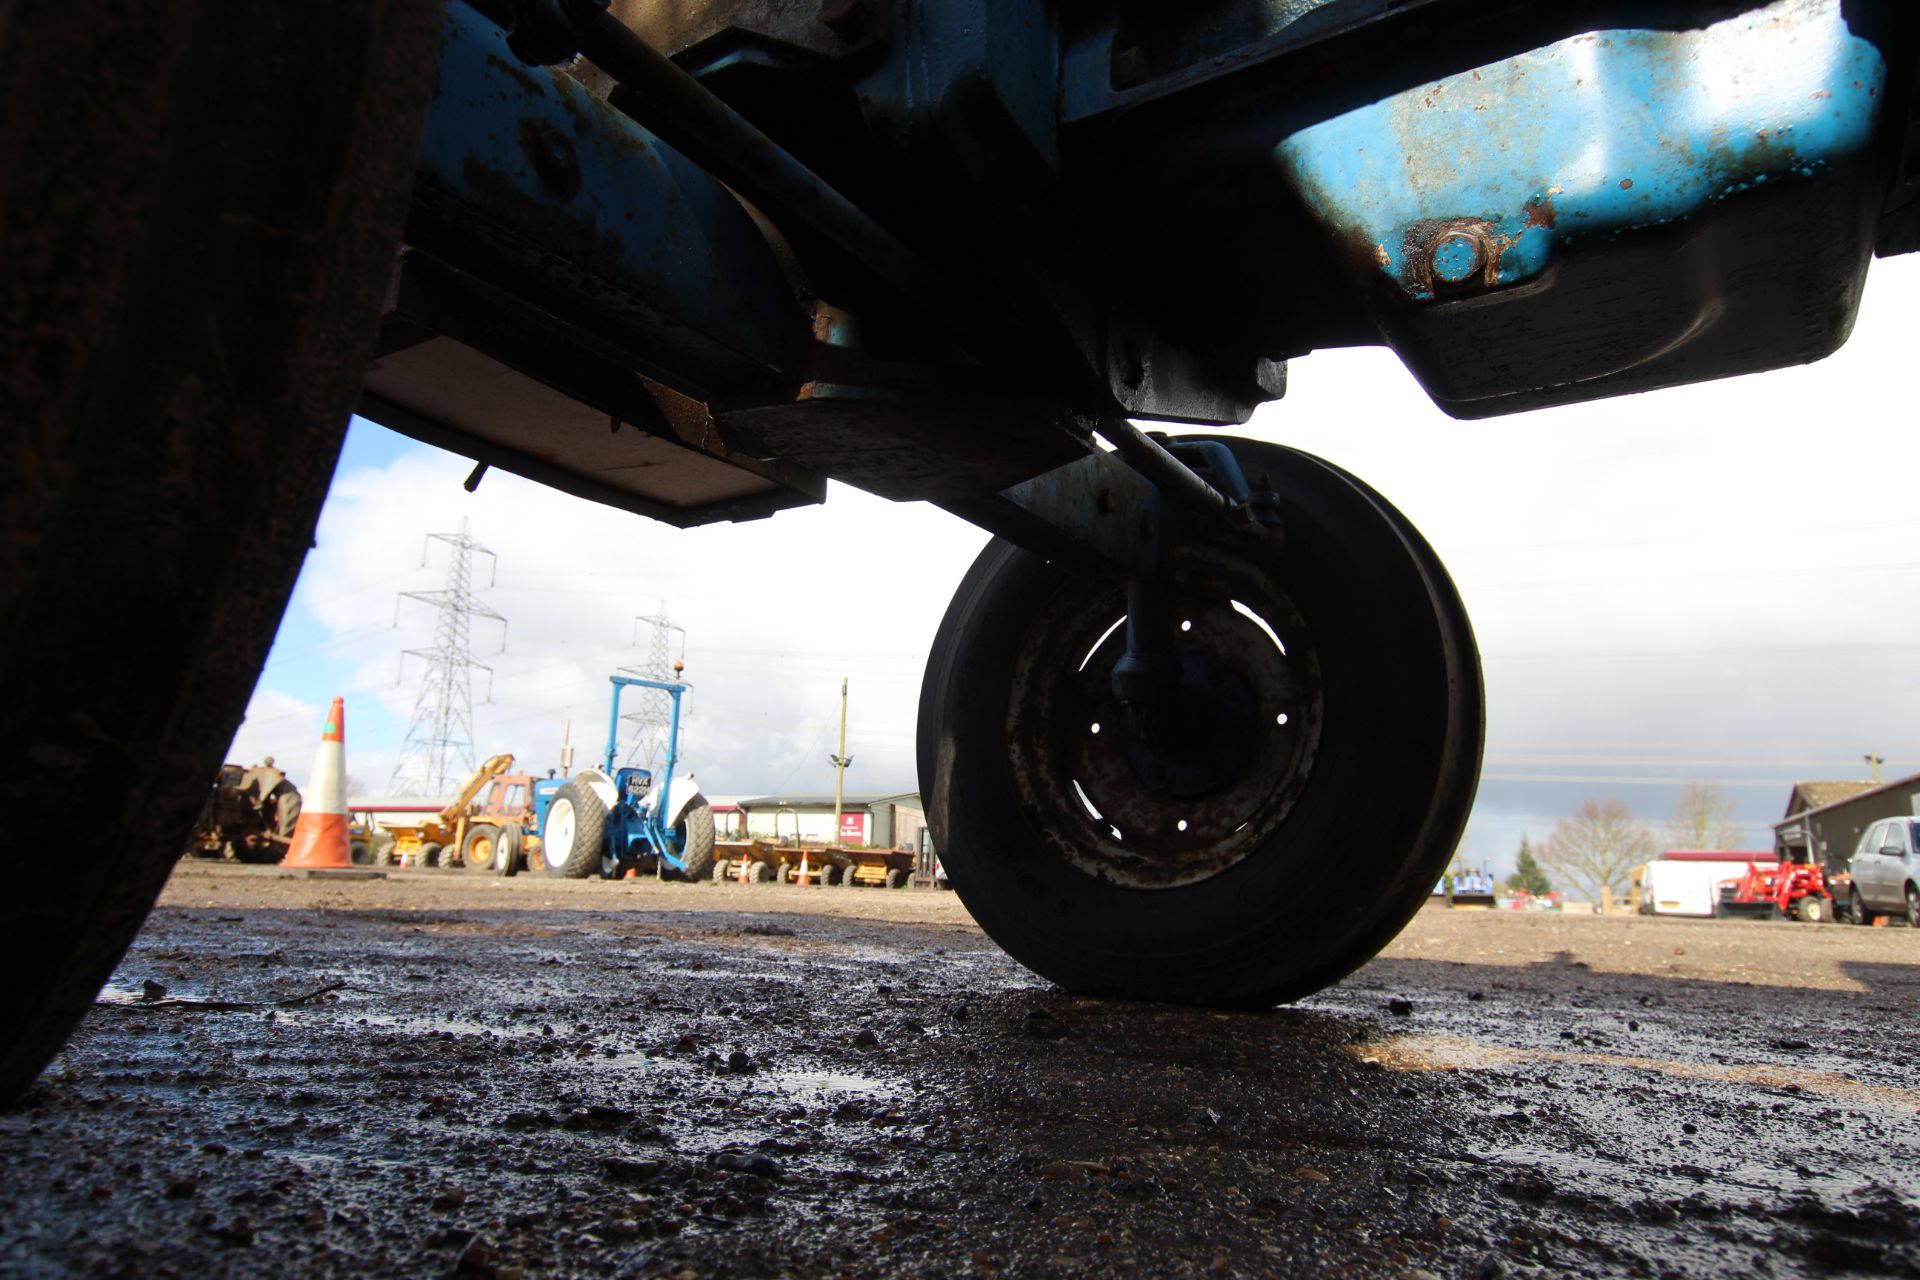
left=885, top=867, right=910, bottom=889
left=544, top=778, right=608, bottom=879
left=349, top=839, right=374, bottom=866
left=0, top=1, right=439, bottom=1100
left=461, top=823, right=501, bottom=873
left=272, top=789, right=303, bottom=840
left=841, top=863, right=862, bottom=889
left=1798, top=895, right=1828, bottom=924
left=917, top=439, right=1482, bottom=1006
left=496, top=824, right=521, bottom=877
left=668, top=798, right=717, bottom=881
left=419, top=842, right=445, bottom=869
left=1908, top=886, right=1919, bottom=930
left=1853, top=887, right=1877, bottom=926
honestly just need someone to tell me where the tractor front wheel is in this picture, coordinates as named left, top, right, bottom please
left=917, top=438, right=1481, bottom=1006
left=461, top=824, right=501, bottom=873
left=544, top=780, right=608, bottom=879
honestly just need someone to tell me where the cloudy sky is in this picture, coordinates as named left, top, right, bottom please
left=232, top=253, right=1920, bottom=876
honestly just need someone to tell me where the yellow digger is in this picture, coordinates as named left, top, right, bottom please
left=377, top=754, right=518, bottom=870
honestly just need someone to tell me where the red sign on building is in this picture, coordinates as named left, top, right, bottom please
left=839, top=812, right=867, bottom=844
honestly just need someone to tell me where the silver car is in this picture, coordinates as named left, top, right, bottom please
left=1847, top=819, right=1920, bottom=926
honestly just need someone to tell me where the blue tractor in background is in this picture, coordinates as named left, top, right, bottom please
left=539, top=668, right=715, bottom=881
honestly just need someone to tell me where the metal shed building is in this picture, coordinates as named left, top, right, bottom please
left=1775, top=774, right=1920, bottom=874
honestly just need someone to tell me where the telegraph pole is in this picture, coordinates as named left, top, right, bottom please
left=829, top=678, right=853, bottom=846
left=1866, top=752, right=1885, bottom=784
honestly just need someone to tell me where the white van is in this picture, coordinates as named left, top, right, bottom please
left=1638, top=858, right=1756, bottom=917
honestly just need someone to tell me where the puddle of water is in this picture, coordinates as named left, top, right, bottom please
left=585, top=1056, right=890, bottom=1104
left=331, top=1011, right=546, bottom=1040
left=1500, top=1134, right=1880, bottom=1205
left=662, top=967, right=803, bottom=985
left=754, top=1068, right=896, bottom=1106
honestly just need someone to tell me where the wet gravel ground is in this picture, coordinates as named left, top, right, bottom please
left=7, top=863, right=1920, bottom=1279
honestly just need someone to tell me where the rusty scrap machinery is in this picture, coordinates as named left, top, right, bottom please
left=3, top=0, right=1918, bottom=1097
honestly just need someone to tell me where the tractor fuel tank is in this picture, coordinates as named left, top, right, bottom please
left=1272, top=0, right=1907, bottom=418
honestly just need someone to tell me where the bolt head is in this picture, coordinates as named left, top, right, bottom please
left=1430, top=231, right=1485, bottom=286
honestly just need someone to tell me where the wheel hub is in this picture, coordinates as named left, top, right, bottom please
left=1006, top=558, right=1322, bottom=890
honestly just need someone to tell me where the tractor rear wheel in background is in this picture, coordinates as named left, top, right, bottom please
left=0, top=0, right=440, bottom=1102
left=544, top=779, right=609, bottom=878
left=917, top=438, right=1482, bottom=1006
left=461, top=824, right=501, bottom=873
left=668, top=798, right=717, bottom=881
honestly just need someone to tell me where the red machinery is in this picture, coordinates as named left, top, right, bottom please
left=1718, top=857, right=1833, bottom=923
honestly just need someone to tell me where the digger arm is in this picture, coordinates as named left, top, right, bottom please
left=437, top=753, right=516, bottom=827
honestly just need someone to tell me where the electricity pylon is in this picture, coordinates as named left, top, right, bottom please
left=619, top=600, right=686, bottom=773
left=389, top=518, right=507, bottom=796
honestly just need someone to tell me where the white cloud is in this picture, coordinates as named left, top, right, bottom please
left=226, top=688, right=322, bottom=778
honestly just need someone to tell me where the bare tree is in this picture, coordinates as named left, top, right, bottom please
left=1538, top=799, right=1657, bottom=904
left=1665, top=780, right=1740, bottom=851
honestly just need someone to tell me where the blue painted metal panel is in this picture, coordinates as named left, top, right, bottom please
left=1275, top=0, right=1889, bottom=301
left=418, top=5, right=804, bottom=374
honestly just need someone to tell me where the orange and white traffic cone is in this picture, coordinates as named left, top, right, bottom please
left=281, top=698, right=381, bottom=878
left=795, top=849, right=811, bottom=887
